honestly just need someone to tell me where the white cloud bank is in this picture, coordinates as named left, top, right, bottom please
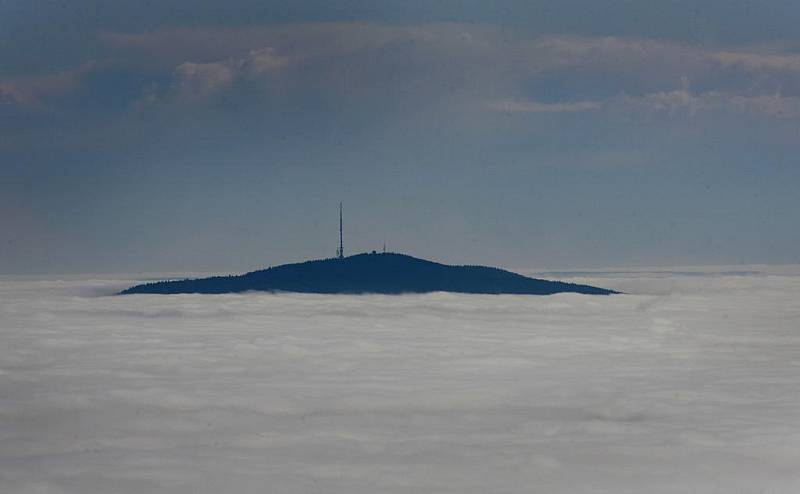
left=156, top=47, right=288, bottom=103
left=9, top=25, right=800, bottom=122
left=1, top=272, right=800, bottom=493
left=613, top=89, right=800, bottom=120
left=485, top=99, right=602, bottom=113
left=0, top=62, right=96, bottom=110
left=101, top=25, right=800, bottom=119
left=488, top=91, right=800, bottom=120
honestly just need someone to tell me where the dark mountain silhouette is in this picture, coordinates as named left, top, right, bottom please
left=120, top=253, right=617, bottom=295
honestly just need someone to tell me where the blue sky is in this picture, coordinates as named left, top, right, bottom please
left=2, top=1, right=799, bottom=273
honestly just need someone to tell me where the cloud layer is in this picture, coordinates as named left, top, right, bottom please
left=2, top=272, right=800, bottom=492
left=167, top=48, right=288, bottom=102
left=8, top=24, right=800, bottom=122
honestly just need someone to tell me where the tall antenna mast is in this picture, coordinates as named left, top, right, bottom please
left=338, top=202, right=344, bottom=259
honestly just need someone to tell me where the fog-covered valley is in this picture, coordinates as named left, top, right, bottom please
left=2, top=270, right=799, bottom=493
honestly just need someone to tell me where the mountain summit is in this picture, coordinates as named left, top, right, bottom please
left=120, top=253, right=617, bottom=295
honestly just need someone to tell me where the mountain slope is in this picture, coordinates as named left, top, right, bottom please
left=120, top=253, right=617, bottom=295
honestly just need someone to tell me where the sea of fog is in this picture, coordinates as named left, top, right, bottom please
left=1, top=269, right=799, bottom=493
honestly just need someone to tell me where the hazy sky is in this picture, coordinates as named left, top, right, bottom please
left=2, top=1, right=799, bottom=273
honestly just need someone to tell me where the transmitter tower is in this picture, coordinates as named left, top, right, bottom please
left=337, top=202, right=344, bottom=259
